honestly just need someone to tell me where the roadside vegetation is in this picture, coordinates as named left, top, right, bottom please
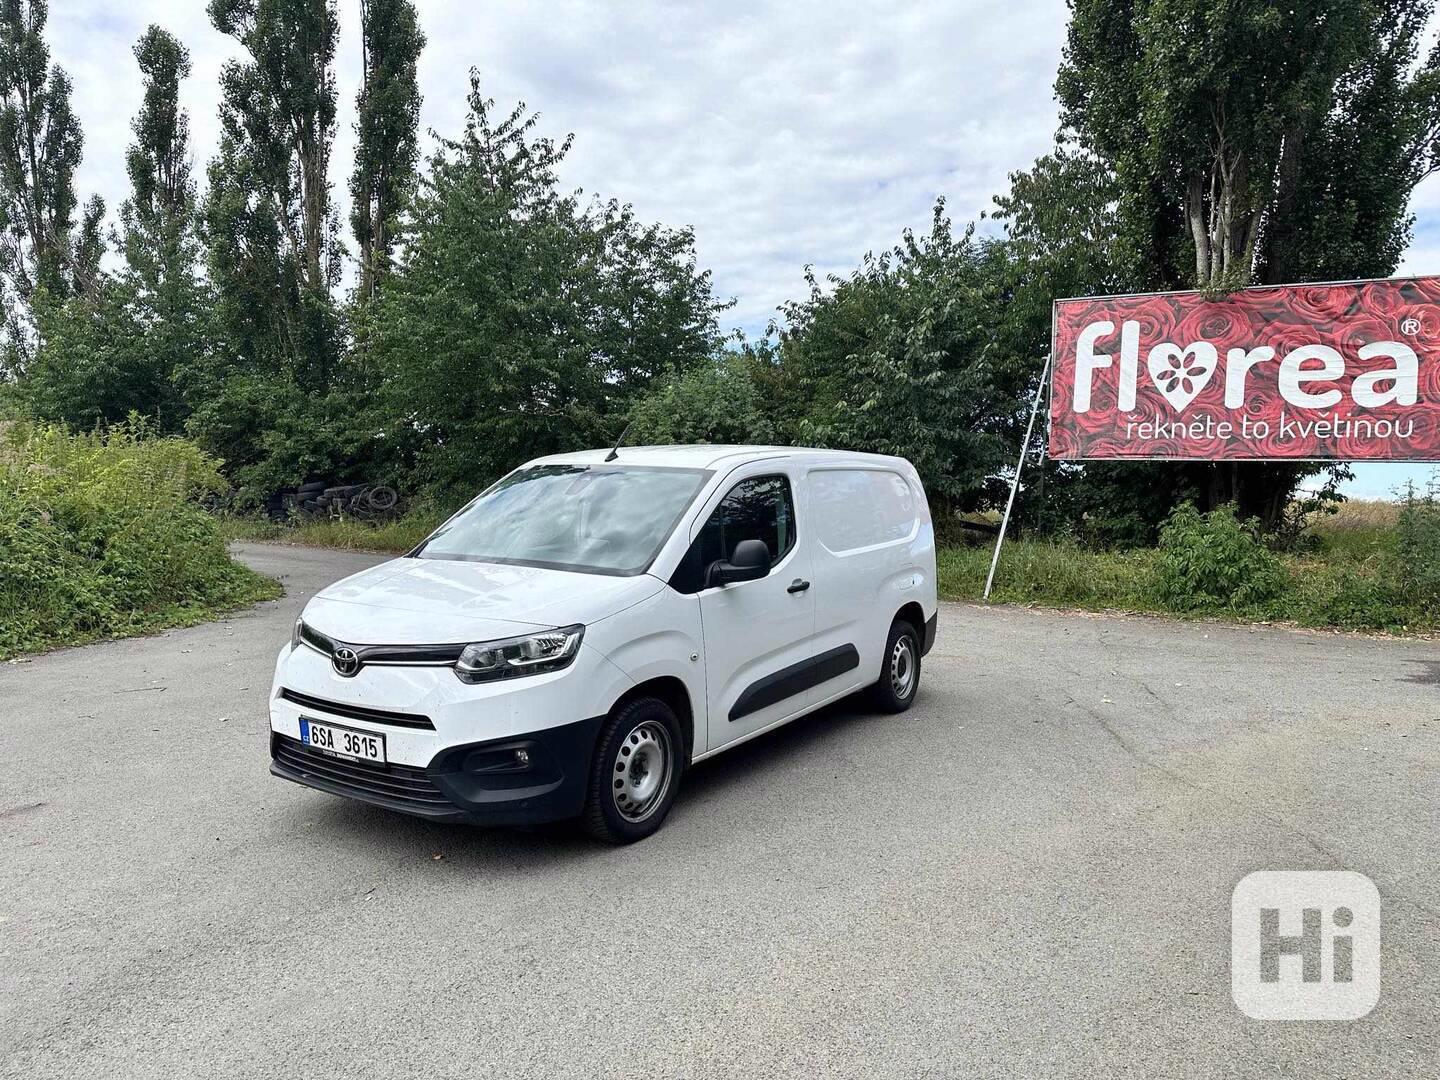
left=0, top=423, right=279, bottom=659
left=940, top=494, right=1440, bottom=633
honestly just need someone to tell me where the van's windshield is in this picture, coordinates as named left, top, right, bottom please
left=413, top=464, right=711, bottom=576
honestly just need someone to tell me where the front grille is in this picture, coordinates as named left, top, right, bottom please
left=272, top=735, right=454, bottom=813
left=279, top=688, right=435, bottom=730
left=299, top=622, right=465, bottom=666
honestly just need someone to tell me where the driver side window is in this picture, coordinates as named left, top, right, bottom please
left=669, top=475, right=796, bottom=594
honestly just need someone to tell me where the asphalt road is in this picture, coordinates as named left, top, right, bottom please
left=2, top=543, right=1438, bottom=1078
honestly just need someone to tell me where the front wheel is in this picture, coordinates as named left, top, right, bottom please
left=869, top=619, right=921, bottom=713
left=582, top=697, right=684, bottom=843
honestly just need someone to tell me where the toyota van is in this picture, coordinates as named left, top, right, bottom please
left=269, top=445, right=938, bottom=842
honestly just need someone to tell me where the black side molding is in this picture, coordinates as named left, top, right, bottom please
left=730, top=644, right=860, bottom=722
left=922, top=612, right=938, bottom=656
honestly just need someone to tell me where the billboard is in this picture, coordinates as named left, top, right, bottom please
left=1049, top=276, right=1440, bottom=460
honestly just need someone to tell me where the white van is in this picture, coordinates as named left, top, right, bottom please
left=269, top=445, right=938, bottom=842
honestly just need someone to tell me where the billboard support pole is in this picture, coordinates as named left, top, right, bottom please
left=984, top=354, right=1051, bottom=602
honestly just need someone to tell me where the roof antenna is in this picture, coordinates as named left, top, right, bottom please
left=603, top=422, right=632, bottom=462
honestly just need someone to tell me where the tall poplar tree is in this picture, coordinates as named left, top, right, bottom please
left=1057, top=0, right=1440, bottom=293
left=124, top=27, right=194, bottom=230
left=119, top=25, right=207, bottom=428
left=23, top=25, right=201, bottom=430
left=0, top=0, right=98, bottom=368
left=351, top=0, right=423, bottom=301
left=205, top=0, right=341, bottom=390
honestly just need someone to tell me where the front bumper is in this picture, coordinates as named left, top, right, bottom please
left=268, top=636, right=629, bottom=825
left=270, top=713, right=605, bottom=826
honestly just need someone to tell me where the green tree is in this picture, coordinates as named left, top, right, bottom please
left=71, top=195, right=104, bottom=298
left=0, top=0, right=100, bottom=368
left=1058, top=0, right=1440, bottom=292
left=24, top=284, right=142, bottom=428
left=125, top=26, right=193, bottom=228
left=776, top=202, right=1027, bottom=510
left=117, top=26, right=210, bottom=431
left=992, top=147, right=1125, bottom=305
left=627, top=350, right=782, bottom=447
left=369, top=73, right=724, bottom=497
left=351, top=0, right=423, bottom=302
left=25, top=26, right=210, bottom=434
left=205, top=0, right=341, bottom=391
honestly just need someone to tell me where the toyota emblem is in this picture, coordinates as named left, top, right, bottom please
left=332, top=647, right=360, bottom=677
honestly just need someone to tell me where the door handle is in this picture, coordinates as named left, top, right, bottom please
left=787, top=578, right=811, bottom=594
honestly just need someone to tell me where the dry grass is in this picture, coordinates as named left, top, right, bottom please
left=1303, top=498, right=1403, bottom=560
left=1310, top=499, right=1401, bottom=533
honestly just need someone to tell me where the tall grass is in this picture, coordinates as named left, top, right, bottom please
left=220, top=510, right=447, bottom=554
left=1303, top=498, right=1403, bottom=561
left=938, top=542, right=1163, bottom=611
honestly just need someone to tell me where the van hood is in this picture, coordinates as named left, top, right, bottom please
left=303, top=556, right=665, bottom=645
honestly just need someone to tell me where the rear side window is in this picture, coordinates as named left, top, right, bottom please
left=669, top=475, right=796, bottom=593
left=809, top=469, right=916, bottom=553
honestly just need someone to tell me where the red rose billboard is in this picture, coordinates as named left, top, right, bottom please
left=1048, top=276, right=1440, bottom=460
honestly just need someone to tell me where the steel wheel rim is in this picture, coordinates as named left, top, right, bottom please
left=890, top=635, right=916, bottom=700
left=612, top=721, right=673, bottom=823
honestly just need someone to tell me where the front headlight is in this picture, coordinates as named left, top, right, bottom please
left=454, top=624, right=585, bottom=684
left=291, top=615, right=305, bottom=651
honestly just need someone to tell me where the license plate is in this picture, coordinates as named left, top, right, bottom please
left=300, top=717, right=386, bottom=765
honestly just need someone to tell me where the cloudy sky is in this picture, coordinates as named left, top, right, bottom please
left=52, top=0, right=1440, bottom=498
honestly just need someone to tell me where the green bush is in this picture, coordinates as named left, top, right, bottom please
left=1393, top=484, right=1440, bottom=612
left=626, top=353, right=781, bottom=447
left=1154, top=503, right=1287, bottom=611
left=0, top=421, right=280, bottom=657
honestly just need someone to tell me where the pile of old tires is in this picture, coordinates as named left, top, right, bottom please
left=261, top=481, right=399, bottom=521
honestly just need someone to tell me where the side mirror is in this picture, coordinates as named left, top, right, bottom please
left=706, top=538, right=772, bottom=587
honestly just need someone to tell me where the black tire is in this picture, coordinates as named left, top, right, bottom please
left=582, top=697, right=684, bottom=843
left=367, top=485, right=398, bottom=511
left=869, top=618, right=921, bottom=713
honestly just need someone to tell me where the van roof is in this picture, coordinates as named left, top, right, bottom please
left=528, top=444, right=912, bottom=471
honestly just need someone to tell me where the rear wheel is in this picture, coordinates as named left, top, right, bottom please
left=869, top=619, right=921, bottom=713
left=582, top=697, right=683, bottom=843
